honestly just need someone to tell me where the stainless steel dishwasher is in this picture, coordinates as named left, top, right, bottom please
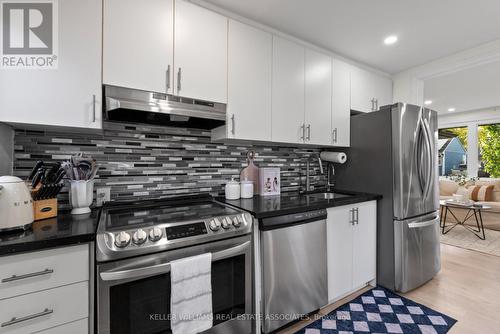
left=260, top=209, right=328, bottom=333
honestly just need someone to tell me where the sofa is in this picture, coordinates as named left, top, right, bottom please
left=439, top=179, right=500, bottom=231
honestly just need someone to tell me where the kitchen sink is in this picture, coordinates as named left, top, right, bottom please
left=307, top=192, right=353, bottom=200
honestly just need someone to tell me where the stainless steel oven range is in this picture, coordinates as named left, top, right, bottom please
left=95, top=194, right=253, bottom=334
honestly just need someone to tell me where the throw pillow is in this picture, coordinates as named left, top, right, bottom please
left=471, top=185, right=495, bottom=202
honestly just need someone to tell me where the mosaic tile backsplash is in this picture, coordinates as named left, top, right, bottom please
left=13, top=121, right=326, bottom=209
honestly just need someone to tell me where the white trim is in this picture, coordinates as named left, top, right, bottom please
left=393, top=38, right=500, bottom=105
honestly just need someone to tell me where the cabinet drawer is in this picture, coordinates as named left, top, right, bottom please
left=34, top=318, right=88, bottom=334
left=0, top=245, right=89, bottom=300
left=0, top=282, right=88, bottom=334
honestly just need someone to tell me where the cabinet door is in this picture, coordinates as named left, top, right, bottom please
left=327, top=205, right=354, bottom=302
left=271, top=37, right=305, bottom=144
left=350, top=66, right=375, bottom=113
left=305, top=49, right=332, bottom=145
left=174, top=0, right=227, bottom=103
left=352, top=201, right=377, bottom=288
left=227, top=20, right=272, bottom=141
left=332, top=58, right=351, bottom=146
left=0, top=0, right=101, bottom=129
left=374, top=74, right=393, bottom=109
left=103, top=0, right=173, bottom=94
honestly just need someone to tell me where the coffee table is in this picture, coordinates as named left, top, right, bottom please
left=440, top=200, right=490, bottom=240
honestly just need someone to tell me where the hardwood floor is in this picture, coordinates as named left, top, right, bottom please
left=277, top=243, right=500, bottom=334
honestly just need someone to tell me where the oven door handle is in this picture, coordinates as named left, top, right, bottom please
left=100, top=241, right=250, bottom=281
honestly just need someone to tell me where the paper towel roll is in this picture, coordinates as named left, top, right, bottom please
left=320, top=151, right=347, bottom=164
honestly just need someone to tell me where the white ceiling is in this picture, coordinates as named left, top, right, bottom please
left=424, top=60, right=500, bottom=114
left=201, top=0, right=500, bottom=74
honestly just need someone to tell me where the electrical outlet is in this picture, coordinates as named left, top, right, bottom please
left=96, top=187, right=111, bottom=207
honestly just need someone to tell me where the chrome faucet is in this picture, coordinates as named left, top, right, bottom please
left=326, top=163, right=335, bottom=192
left=304, top=153, right=324, bottom=193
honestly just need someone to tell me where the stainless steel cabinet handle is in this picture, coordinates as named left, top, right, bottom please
left=166, top=65, right=171, bottom=91
left=354, top=208, right=359, bottom=224
left=177, top=67, right=182, bottom=92
left=370, top=98, right=376, bottom=111
left=231, top=114, right=235, bottom=135
left=1, top=308, right=53, bottom=327
left=300, top=124, right=305, bottom=141
left=1, top=268, right=54, bottom=283
left=349, top=209, right=354, bottom=225
left=306, top=124, right=311, bottom=141
left=333, top=128, right=338, bottom=144
left=375, top=98, right=378, bottom=111
left=92, top=94, right=96, bottom=123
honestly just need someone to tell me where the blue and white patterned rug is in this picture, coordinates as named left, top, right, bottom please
left=296, top=287, right=457, bottom=334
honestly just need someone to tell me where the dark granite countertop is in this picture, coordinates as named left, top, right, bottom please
left=217, top=189, right=382, bottom=219
left=0, top=210, right=99, bottom=257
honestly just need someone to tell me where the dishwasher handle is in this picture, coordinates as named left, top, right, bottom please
left=260, top=209, right=327, bottom=231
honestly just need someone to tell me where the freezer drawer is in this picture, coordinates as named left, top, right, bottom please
left=394, top=211, right=441, bottom=293
left=261, top=219, right=327, bottom=333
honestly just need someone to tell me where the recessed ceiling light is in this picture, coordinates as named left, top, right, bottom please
left=384, top=35, right=398, bottom=45
left=448, top=107, right=456, bottom=112
left=424, top=100, right=432, bottom=105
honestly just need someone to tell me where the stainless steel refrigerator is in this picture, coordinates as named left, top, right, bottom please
left=336, top=103, right=441, bottom=292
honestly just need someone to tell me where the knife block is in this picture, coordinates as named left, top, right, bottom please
left=33, top=198, right=58, bottom=221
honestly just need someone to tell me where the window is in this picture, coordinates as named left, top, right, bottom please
left=438, top=127, right=468, bottom=176
left=478, top=123, right=500, bottom=178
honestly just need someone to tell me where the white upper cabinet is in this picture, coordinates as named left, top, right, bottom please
left=272, top=37, right=305, bottom=144
left=350, top=66, right=392, bottom=113
left=103, top=0, right=174, bottom=94
left=174, top=0, right=227, bottom=103
left=332, top=58, right=351, bottom=146
left=305, top=49, right=332, bottom=146
left=226, top=20, right=272, bottom=141
left=0, top=0, right=102, bottom=129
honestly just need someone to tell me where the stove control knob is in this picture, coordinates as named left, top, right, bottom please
left=115, top=231, right=131, bottom=248
left=232, top=216, right=241, bottom=228
left=149, top=227, right=163, bottom=242
left=132, top=229, right=148, bottom=245
left=221, top=217, right=231, bottom=229
left=209, top=219, right=221, bottom=231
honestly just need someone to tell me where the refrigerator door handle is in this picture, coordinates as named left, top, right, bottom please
left=407, top=214, right=440, bottom=229
left=422, top=119, right=434, bottom=200
left=415, top=123, right=426, bottom=195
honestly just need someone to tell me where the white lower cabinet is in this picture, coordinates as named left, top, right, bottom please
left=327, top=201, right=377, bottom=302
left=34, top=319, right=88, bottom=334
left=0, top=244, right=90, bottom=334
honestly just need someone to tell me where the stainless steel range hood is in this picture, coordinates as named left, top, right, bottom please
left=104, top=85, right=226, bottom=129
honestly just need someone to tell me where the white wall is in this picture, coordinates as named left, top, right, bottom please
left=438, top=107, right=500, bottom=177
left=0, top=123, right=14, bottom=175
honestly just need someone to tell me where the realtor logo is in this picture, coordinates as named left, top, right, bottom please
left=1, top=0, right=58, bottom=69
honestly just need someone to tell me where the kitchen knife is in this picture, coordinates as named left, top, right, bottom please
left=31, top=168, right=45, bottom=189
left=28, top=160, right=44, bottom=181
left=54, top=169, right=66, bottom=184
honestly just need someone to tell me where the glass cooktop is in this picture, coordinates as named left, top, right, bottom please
left=102, top=197, right=239, bottom=231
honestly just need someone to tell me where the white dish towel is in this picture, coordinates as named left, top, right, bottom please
left=170, top=253, right=213, bottom=334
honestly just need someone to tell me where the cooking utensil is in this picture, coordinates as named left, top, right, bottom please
left=240, top=150, right=260, bottom=194
left=31, top=168, right=45, bottom=189
left=28, top=161, right=44, bottom=181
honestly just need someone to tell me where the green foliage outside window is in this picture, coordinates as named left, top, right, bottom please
left=478, top=124, right=500, bottom=178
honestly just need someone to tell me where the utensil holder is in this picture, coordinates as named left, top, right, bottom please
left=69, top=180, right=94, bottom=215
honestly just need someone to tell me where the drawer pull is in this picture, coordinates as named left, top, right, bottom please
left=1, top=268, right=54, bottom=283
left=1, top=308, right=53, bottom=327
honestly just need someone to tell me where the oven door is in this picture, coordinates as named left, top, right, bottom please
left=97, top=235, right=252, bottom=334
